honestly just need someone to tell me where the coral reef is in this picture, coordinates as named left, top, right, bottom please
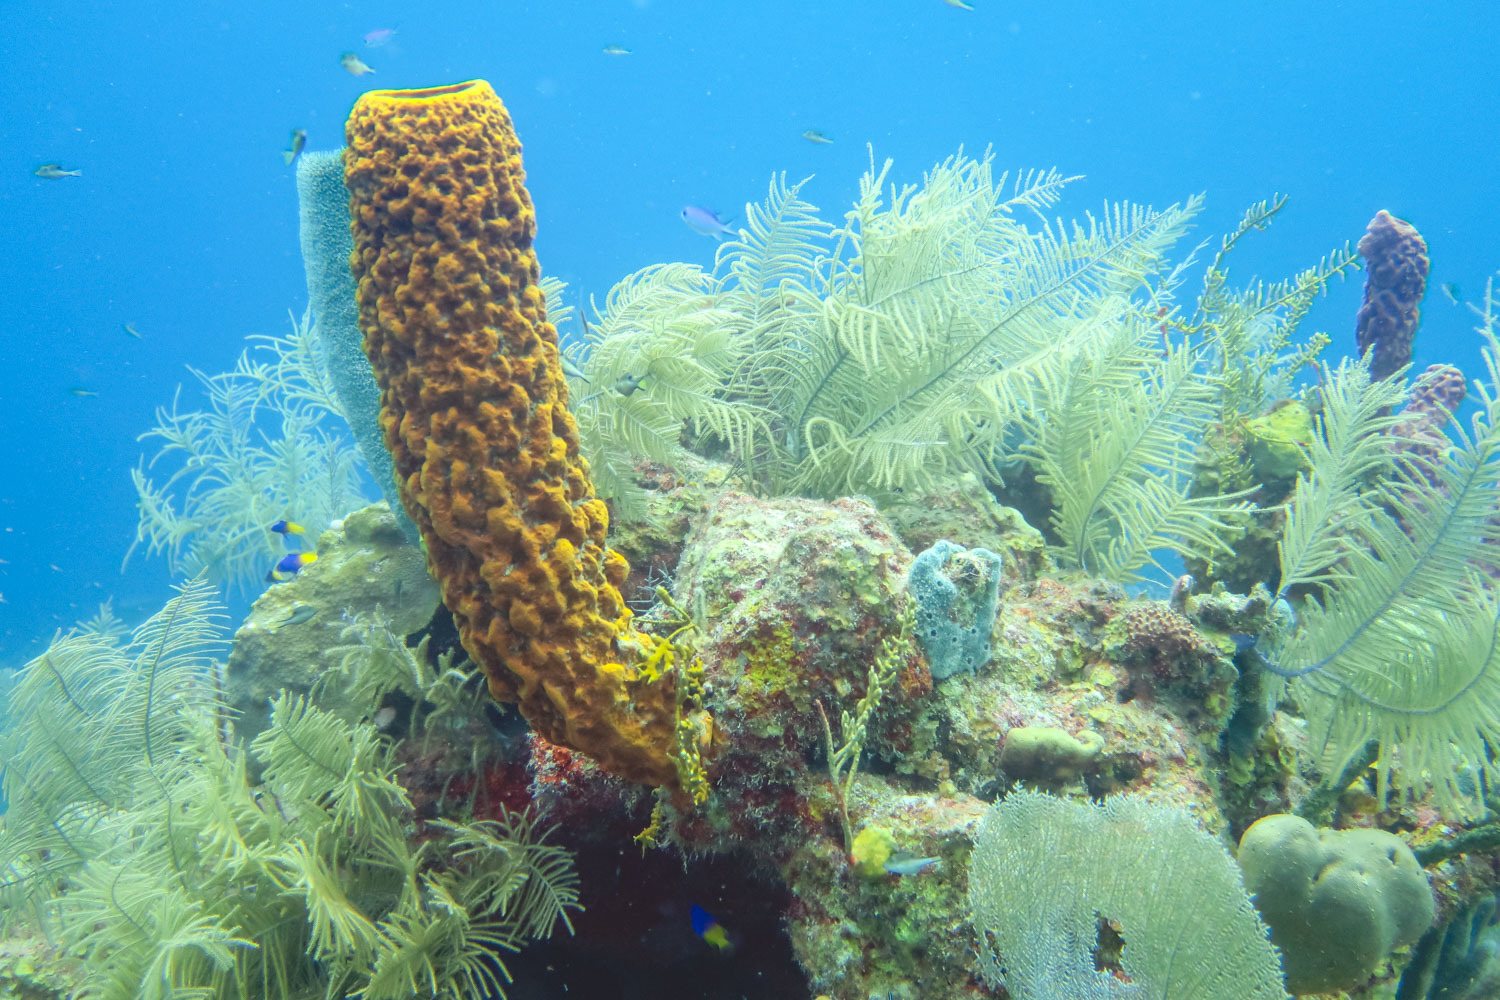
left=1238, top=813, right=1435, bottom=994
left=46, top=75, right=1500, bottom=999
left=1102, top=601, right=1238, bottom=727
left=0, top=927, right=82, bottom=999
left=343, top=80, right=684, bottom=790
left=224, top=502, right=440, bottom=741
left=1355, top=209, right=1430, bottom=381
left=879, top=472, right=1053, bottom=584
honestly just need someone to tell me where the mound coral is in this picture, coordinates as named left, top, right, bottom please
left=343, top=80, right=684, bottom=790
left=1238, top=813, right=1434, bottom=993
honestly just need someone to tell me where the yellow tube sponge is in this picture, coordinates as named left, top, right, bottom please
left=344, top=80, right=681, bottom=789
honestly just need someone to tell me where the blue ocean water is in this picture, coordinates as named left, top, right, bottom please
left=0, top=0, right=1496, bottom=663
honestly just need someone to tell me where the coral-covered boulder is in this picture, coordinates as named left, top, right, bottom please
left=879, top=472, right=1052, bottom=585
left=225, top=502, right=440, bottom=740
left=668, top=491, right=926, bottom=855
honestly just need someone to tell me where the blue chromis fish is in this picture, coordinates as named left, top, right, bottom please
left=282, top=129, right=307, bottom=166
left=267, top=551, right=318, bottom=583
left=943, top=0, right=975, bottom=9
left=68, top=387, right=98, bottom=398
left=801, top=129, right=834, bottom=145
left=340, top=52, right=376, bottom=76
left=680, top=205, right=737, bottom=241
left=122, top=322, right=142, bottom=339
left=1442, top=283, right=1463, bottom=305
left=271, top=519, right=305, bottom=537
left=602, top=44, right=632, bottom=56
left=883, top=854, right=942, bottom=876
left=690, top=904, right=733, bottom=953
left=363, top=27, right=397, bottom=47
left=35, top=163, right=82, bottom=179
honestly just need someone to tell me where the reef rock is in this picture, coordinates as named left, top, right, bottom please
left=225, top=502, right=440, bottom=741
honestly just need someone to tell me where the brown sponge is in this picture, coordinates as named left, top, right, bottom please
left=345, top=80, right=681, bottom=790
left=1354, top=209, right=1429, bottom=380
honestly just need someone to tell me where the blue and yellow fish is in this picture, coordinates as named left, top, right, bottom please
left=266, top=551, right=317, bottom=583
left=271, top=519, right=305, bottom=537
left=690, top=904, right=733, bottom=953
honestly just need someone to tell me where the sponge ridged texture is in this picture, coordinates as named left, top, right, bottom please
left=1354, top=209, right=1429, bottom=382
left=295, top=148, right=418, bottom=543
left=344, top=80, right=679, bottom=789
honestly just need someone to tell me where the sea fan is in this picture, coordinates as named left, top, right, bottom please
left=1020, top=318, right=1255, bottom=580
left=1267, top=280, right=1500, bottom=817
left=125, top=310, right=370, bottom=595
left=0, top=584, right=580, bottom=999
left=0, top=577, right=225, bottom=930
left=572, top=148, right=1201, bottom=510
left=968, top=790, right=1288, bottom=1000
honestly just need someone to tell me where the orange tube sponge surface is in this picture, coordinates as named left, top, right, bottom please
left=344, top=80, right=680, bottom=789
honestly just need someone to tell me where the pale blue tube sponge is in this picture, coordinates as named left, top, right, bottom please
left=295, top=149, right=418, bottom=543
left=907, top=538, right=1003, bottom=680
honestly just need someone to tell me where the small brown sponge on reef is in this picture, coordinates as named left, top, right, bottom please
left=344, top=80, right=681, bottom=790
left=1355, top=209, right=1429, bottom=381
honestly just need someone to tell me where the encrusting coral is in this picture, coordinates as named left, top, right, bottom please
left=343, top=80, right=688, bottom=791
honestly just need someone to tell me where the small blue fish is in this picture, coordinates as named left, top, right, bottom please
left=680, top=205, right=737, bottom=241
left=340, top=51, right=376, bottom=76
left=690, top=904, right=733, bottom=953
left=883, top=854, right=941, bottom=876
left=271, top=519, right=305, bottom=537
left=282, top=128, right=307, bottom=167
left=266, top=551, right=318, bottom=583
